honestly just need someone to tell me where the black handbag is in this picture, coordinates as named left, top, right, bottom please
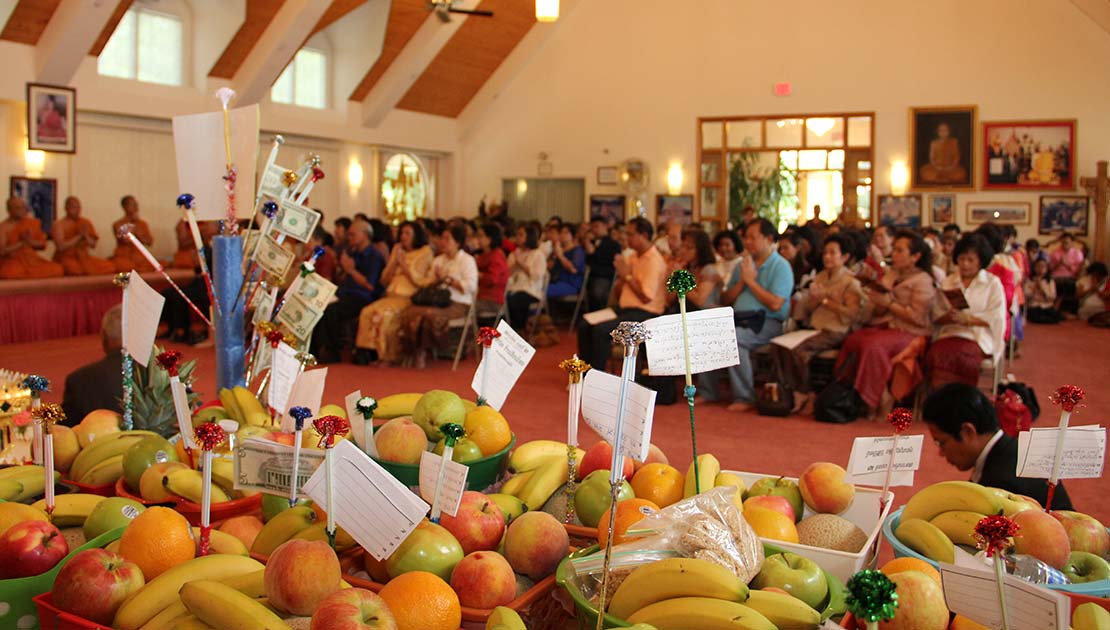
left=815, top=381, right=862, bottom=424
left=412, top=283, right=451, bottom=307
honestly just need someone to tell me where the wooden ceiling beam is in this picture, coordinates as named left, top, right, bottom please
left=308, top=0, right=367, bottom=38
left=229, top=0, right=332, bottom=106
left=209, top=0, right=285, bottom=80
left=88, top=0, right=133, bottom=57
left=0, top=0, right=61, bottom=45
left=35, top=0, right=122, bottom=84
left=348, top=0, right=427, bottom=102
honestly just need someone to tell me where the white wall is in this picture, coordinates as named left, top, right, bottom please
left=456, top=0, right=1110, bottom=245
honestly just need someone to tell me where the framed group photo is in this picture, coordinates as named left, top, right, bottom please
left=27, top=83, right=76, bottom=153
left=1038, top=195, right=1089, bottom=236
left=910, top=106, right=976, bottom=191
left=966, top=201, right=1031, bottom=225
left=982, top=120, right=1076, bottom=190
left=878, top=194, right=922, bottom=228
left=656, top=194, right=694, bottom=225
left=588, top=194, right=626, bottom=225
left=596, top=166, right=618, bottom=186
left=10, top=176, right=59, bottom=234
left=929, top=194, right=956, bottom=225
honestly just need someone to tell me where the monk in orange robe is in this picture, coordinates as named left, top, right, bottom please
left=920, top=122, right=968, bottom=185
left=52, top=196, right=115, bottom=275
left=111, top=195, right=155, bottom=273
left=0, top=197, right=64, bottom=279
left=171, top=219, right=198, bottom=269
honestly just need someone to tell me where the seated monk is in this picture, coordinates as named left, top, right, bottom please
left=52, top=196, right=115, bottom=275
left=919, top=122, right=967, bottom=185
left=171, top=219, right=198, bottom=269
left=111, top=195, right=155, bottom=273
left=0, top=197, right=64, bottom=279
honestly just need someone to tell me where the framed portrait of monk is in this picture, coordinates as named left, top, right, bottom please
left=910, top=106, right=976, bottom=191
left=27, top=83, right=76, bottom=154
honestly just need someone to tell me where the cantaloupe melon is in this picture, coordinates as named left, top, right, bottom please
left=796, top=513, right=868, bottom=552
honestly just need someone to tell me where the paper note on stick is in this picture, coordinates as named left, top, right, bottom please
left=643, top=307, right=740, bottom=376
left=580, top=369, right=656, bottom=461
left=280, top=367, right=328, bottom=433
left=267, top=342, right=299, bottom=413
left=346, top=390, right=378, bottom=457
left=122, top=273, right=165, bottom=367
left=1017, top=426, right=1106, bottom=479
left=939, top=563, right=1067, bottom=630
left=170, top=380, right=196, bottom=450
left=172, top=105, right=260, bottom=220
left=845, top=435, right=924, bottom=486
left=470, top=320, right=536, bottom=410
left=418, top=451, right=468, bottom=518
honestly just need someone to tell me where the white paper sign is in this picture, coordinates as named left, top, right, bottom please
left=172, top=105, right=260, bottom=221
left=643, top=307, right=740, bottom=376
left=580, top=369, right=656, bottom=462
left=121, top=273, right=165, bottom=367
left=1017, top=426, right=1106, bottom=479
left=845, top=435, right=924, bottom=487
left=470, top=320, right=536, bottom=410
left=267, top=342, right=299, bottom=413
left=346, top=390, right=378, bottom=458
left=770, top=329, right=822, bottom=350
left=582, top=308, right=617, bottom=325
left=280, top=367, right=328, bottom=433
left=169, top=379, right=196, bottom=449
left=939, top=563, right=1068, bottom=630
left=418, top=451, right=468, bottom=518
left=303, top=441, right=429, bottom=560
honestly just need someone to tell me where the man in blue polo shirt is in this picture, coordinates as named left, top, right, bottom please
left=700, top=218, right=793, bottom=410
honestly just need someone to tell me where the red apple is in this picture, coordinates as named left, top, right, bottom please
left=439, top=491, right=505, bottom=555
left=798, top=462, right=855, bottom=514
left=878, top=570, right=948, bottom=630
left=743, top=495, right=796, bottom=522
left=266, top=431, right=296, bottom=446
left=264, top=539, right=343, bottom=615
left=578, top=441, right=633, bottom=481
left=310, top=588, right=398, bottom=630
left=450, top=551, right=516, bottom=609
left=1051, top=510, right=1110, bottom=556
left=0, top=520, right=69, bottom=578
left=52, top=549, right=145, bottom=625
left=1013, top=509, right=1071, bottom=569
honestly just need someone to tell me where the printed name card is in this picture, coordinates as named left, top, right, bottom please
left=418, top=451, right=469, bottom=518
left=171, top=105, right=259, bottom=221
left=1017, top=426, right=1106, bottom=479
left=280, top=367, right=328, bottom=432
left=580, top=369, right=656, bottom=462
left=643, top=307, right=740, bottom=376
left=122, top=273, right=165, bottom=367
left=170, top=379, right=196, bottom=450
left=345, top=390, right=378, bottom=457
left=470, top=320, right=536, bottom=410
left=845, top=435, right=924, bottom=487
left=939, top=563, right=1068, bottom=630
left=267, top=341, right=299, bottom=413
left=303, top=440, right=429, bottom=561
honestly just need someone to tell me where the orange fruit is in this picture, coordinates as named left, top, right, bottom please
left=464, top=406, right=512, bottom=456
left=950, top=614, right=989, bottom=630
left=377, top=570, right=461, bottom=630
left=742, top=505, right=799, bottom=543
left=881, top=556, right=942, bottom=585
left=597, top=498, right=659, bottom=548
left=119, top=506, right=194, bottom=579
left=630, top=463, right=684, bottom=508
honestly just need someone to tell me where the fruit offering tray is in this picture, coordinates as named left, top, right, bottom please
left=114, top=477, right=263, bottom=526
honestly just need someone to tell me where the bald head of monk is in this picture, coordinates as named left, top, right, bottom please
left=64, top=196, right=82, bottom=219
left=6, top=197, right=27, bottom=219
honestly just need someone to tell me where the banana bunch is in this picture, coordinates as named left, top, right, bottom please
left=179, top=579, right=290, bottom=630
left=0, top=465, right=61, bottom=502
left=218, top=386, right=272, bottom=427
left=372, top=393, right=423, bottom=419
left=897, top=481, right=1043, bottom=556
left=164, top=468, right=231, bottom=504
left=30, top=493, right=105, bottom=527
left=250, top=505, right=318, bottom=556
left=67, top=430, right=158, bottom=485
left=499, top=441, right=585, bottom=511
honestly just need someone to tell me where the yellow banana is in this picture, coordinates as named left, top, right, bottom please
left=69, top=431, right=156, bottom=482
left=113, top=554, right=264, bottom=630
left=209, top=459, right=236, bottom=495
left=684, top=453, right=722, bottom=498
left=180, top=579, right=290, bottom=630
left=373, top=393, right=422, bottom=419
left=514, top=455, right=569, bottom=511
left=137, top=570, right=267, bottom=630
left=627, top=596, right=777, bottom=630
left=292, top=521, right=356, bottom=552
left=218, top=388, right=244, bottom=423
left=499, top=470, right=533, bottom=496
left=78, top=455, right=124, bottom=486
left=929, top=510, right=988, bottom=547
left=164, top=469, right=230, bottom=504
left=0, top=464, right=49, bottom=482
left=508, top=440, right=584, bottom=472
left=191, top=527, right=248, bottom=556
left=902, top=481, right=1002, bottom=522
left=895, top=518, right=955, bottom=564
left=250, top=505, right=317, bottom=556
left=137, top=601, right=189, bottom=630
left=0, top=479, right=20, bottom=501
left=11, top=470, right=61, bottom=502
left=169, top=615, right=216, bottom=630
left=233, top=386, right=268, bottom=419
left=983, top=486, right=1041, bottom=516
left=33, top=493, right=105, bottom=527
left=743, top=590, right=822, bottom=630
left=609, top=557, right=749, bottom=619
left=1074, top=602, right=1110, bottom=630
left=486, top=493, right=527, bottom=523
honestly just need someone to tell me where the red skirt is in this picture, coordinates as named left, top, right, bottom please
left=925, top=336, right=985, bottom=388
left=835, top=327, right=917, bottom=408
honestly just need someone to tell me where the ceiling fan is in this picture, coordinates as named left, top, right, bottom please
left=427, top=1, right=494, bottom=23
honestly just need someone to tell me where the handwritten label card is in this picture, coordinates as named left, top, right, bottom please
left=939, top=563, right=1067, bottom=630
left=303, top=441, right=429, bottom=560
left=580, top=369, right=656, bottom=461
left=172, top=105, right=259, bottom=221
left=122, top=273, right=165, bottom=367
left=1017, top=426, right=1106, bottom=479
left=346, top=390, right=378, bottom=458
left=280, top=367, right=328, bottom=433
left=170, top=379, right=196, bottom=450
left=643, top=307, right=740, bottom=376
left=845, top=435, right=924, bottom=487
left=418, top=451, right=468, bottom=518
left=267, top=342, right=299, bottom=413
left=470, top=320, right=536, bottom=410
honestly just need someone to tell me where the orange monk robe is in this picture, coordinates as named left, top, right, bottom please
left=53, top=217, right=116, bottom=275
left=111, top=218, right=156, bottom=273
left=171, top=220, right=199, bottom=269
left=0, top=217, right=64, bottom=279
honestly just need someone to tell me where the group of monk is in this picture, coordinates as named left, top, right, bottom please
left=0, top=194, right=202, bottom=280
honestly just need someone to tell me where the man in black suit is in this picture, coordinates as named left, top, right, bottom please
left=62, top=305, right=124, bottom=425
left=922, top=383, right=1072, bottom=510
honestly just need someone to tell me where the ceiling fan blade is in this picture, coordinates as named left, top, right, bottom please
left=447, top=8, right=494, bottom=16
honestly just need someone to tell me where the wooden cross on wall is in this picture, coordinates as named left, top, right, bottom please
left=1082, top=160, right=1109, bottom=264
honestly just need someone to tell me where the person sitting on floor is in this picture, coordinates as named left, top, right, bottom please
left=52, top=196, right=115, bottom=276
left=311, top=218, right=385, bottom=364
left=399, top=224, right=477, bottom=369
left=62, top=305, right=124, bottom=424
left=111, top=195, right=155, bottom=273
left=923, top=382, right=1072, bottom=510
left=547, top=222, right=586, bottom=301
left=0, top=196, right=63, bottom=279
left=1049, top=233, right=1084, bottom=314
left=1076, top=263, right=1109, bottom=322
left=505, top=224, right=547, bottom=330
left=1024, top=258, right=1060, bottom=324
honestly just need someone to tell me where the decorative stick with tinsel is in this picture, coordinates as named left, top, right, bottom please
left=288, top=406, right=313, bottom=507
left=666, top=269, right=703, bottom=494
left=430, top=423, right=465, bottom=524
left=976, top=515, right=1020, bottom=630
left=312, top=414, right=350, bottom=551
left=31, top=403, right=63, bottom=515
left=558, top=356, right=589, bottom=523
left=22, top=375, right=49, bottom=465
left=113, top=273, right=135, bottom=430
left=846, top=569, right=899, bottom=630
left=596, top=322, right=651, bottom=630
left=215, top=87, right=238, bottom=235
left=355, top=396, right=377, bottom=456
left=194, top=422, right=226, bottom=556
left=288, top=156, right=320, bottom=201
left=254, top=135, right=284, bottom=210
left=157, top=350, right=196, bottom=468
left=175, top=194, right=218, bottom=317
left=1046, top=385, right=1085, bottom=511
left=235, top=200, right=280, bottom=311
left=119, top=224, right=213, bottom=327
left=880, top=407, right=913, bottom=513
left=293, top=167, right=325, bottom=205
left=475, top=326, right=501, bottom=406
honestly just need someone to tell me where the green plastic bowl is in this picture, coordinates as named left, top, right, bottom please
left=370, top=431, right=515, bottom=491
left=555, top=543, right=847, bottom=628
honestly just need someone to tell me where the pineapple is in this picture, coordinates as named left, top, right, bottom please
left=127, top=345, right=200, bottom=437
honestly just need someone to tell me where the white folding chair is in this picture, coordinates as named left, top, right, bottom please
left=564, top=266, right=591, bottom=332
left=450, top=301, right=477, bottom=371
left=526, top=272, right=551, bottom=341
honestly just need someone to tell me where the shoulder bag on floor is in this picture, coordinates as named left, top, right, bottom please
left=412, top=283, right=451, bottom=307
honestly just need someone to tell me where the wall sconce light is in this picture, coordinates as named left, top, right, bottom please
left=347, top=159, right=364, bottom=191
left=666, top=162, right=684, bottom=195
left=536, top=0, right=559, bottom=22
left=889, top=160, right=909, bottom=194
left=24, top=150, right=45, bottom=178
left=516, top=179, right=528, bottom=198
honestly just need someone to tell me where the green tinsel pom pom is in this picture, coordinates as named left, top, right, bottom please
left=666, top=269, right=697, bottom=295
left=846, top=569, right=899, bottom=623
left=441, top=422, right=466, bottom=445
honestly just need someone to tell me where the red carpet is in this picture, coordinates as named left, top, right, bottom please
left=2, top=320, right=1107, bottom=529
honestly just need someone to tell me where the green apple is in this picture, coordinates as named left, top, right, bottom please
left=83, top=497, right=145, bottom=540
left=412, top=390, right=467, bottom=441
left=487, top=606, right=526, bottom=630
left=433, top=437, right=484, bottom=463
left=261, top=493, right=312, bottom=523
left=386, top=520, right=464, bottom=582
left=122, top=435, right=177, bottom=492
left=573, top=469, right=633, bottom=528
left=746, top=477, right=805, bottom=523
left=751, top=552, right=828, bottom=609
left=192, top=405, right=229, bottom=429
left=1064, top=551, right=1110, bottom=583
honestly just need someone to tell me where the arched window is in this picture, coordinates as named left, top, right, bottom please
left=381, top=153, right=428, bottom=224
left=271, top=48, right=328, bottom=109
left=98, top=6, right=185, bottom=86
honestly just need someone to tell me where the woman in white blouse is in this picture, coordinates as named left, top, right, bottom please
left=399, top=224, right=477, bottom=368
left=505, top=224, right=547, bottom=329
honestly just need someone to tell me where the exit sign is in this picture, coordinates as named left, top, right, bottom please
left=774, top=82, right=791, bottom=97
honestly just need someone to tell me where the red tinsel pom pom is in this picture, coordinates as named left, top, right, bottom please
left=975, top=514, right=1020, bottom=558
left=887, top=407, right=912, bottom=433
left=194, top=422, right=227, bottom=452
left=156, top=350, right=183, bottom=377
left=1049, top=385, right=1085, bottom=413
left=312, top=415, right=350, bottom=449
left=476, top=326, right=501, bottom=347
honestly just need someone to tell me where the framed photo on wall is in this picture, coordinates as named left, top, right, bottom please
left=588, top=194, right=626, bottom=225
left=596, top=166, right=618, bottom=186
left=1038, top=195, right=1089, bottom=236
left=656, top=194, right=694, bottom=225
left=910, top=106, right=976, bottom=191
left=966, top=201, right=1031, bottom=226
left=10, top=176, right=58, bottom=234
left=878, top=194, right=922, bottom=228
left=929, top=194, right=956, bottom=225
left=982, top=120, right=1076, bottom=190
left=27, top=83, right=76, bottom=153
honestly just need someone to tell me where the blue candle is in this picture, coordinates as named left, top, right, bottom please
left=213, top=235, right=245, bottom=390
